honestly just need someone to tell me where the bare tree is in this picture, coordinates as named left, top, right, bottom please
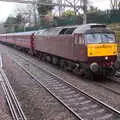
left=64, top=0, right=82, bottom=15
left=64, top=0, right=89, bottom=23
left=14, top=3, right=37, bottom=25
left=110, top=0, right=120, bottom=9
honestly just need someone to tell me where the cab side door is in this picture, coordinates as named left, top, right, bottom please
left=74, top=33, right=86, bottom=61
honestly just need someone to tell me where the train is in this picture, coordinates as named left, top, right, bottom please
left=0, top=23, right=119, bottom=77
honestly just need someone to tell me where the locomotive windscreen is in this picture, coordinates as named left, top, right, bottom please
left=85, top=33, right=115, bottom=44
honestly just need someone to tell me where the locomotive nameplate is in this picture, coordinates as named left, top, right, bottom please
left=87, top=44, right=117, bottom=57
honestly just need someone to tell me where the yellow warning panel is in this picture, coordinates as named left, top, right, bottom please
left=87, top=44, right=117, bottom=57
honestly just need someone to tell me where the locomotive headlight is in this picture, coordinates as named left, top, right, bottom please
left=105, top=57, right=108, bottom=60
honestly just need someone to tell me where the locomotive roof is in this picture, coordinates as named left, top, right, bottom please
left=57, top=23, right=106, bottom=29
left=36, top=23, right=108, bottom=36
left=73, top=23, right=107, bottom=33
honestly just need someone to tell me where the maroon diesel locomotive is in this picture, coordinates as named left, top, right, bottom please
left=0, top=24, right=119, bottom=77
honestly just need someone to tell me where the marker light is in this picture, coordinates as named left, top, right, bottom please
left=105, top=57, right=108, bottom=60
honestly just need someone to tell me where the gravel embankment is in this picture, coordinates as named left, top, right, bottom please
left=3, top=53, right=78, bottom=120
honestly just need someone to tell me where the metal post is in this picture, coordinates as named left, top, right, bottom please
left=83, top=0, right=87, bottom=24
left=58, top=0, right=62, bottom=16
left=33, top=0, right=37, bottom=25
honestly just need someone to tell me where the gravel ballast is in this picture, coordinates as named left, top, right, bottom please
left=3, top=53, right=78, bottom=120
left=0, top=44, right=120, bottom=118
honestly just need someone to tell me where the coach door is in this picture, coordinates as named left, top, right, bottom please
left=74, top=33, right=84, bottom=59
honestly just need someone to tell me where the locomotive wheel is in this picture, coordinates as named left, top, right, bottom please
left=38, top=53, right=43, bottom=60
left=83, top=69, right=94, bottom=79
left=59, top=59, right=65, bottom=68
left=104, top=67, right=116, bottom=77
left=52, top=57, right=59, bottom=65
left=46, top=56, right=52, bottom=63
left=29, top=49, right=34, bottom=56
left=73, top=67, right=84, bottom=76
left=41, top=54, right=46, bottom=61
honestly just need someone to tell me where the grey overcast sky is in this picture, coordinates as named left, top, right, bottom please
left=0, top=0, right=110, bottom=22
left=92, top=0, right=110, bottom=10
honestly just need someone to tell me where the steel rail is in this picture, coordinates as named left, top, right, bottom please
left=95, top=81, right=120, bottom=95
left=91, top=75, right=120, bottom=96
left=1, top=79, right=19, bottom=120
left=10, top=53, right=120, bottom=120
left=9, top=55, right=83, bottom=120
left=5, top=46, right=120, bottom=97
left=0, top=54, right=27, bottom=120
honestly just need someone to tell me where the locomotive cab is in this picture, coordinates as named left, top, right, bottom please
left=85, top=29, right=117, bottom=57
left=86, top=26, right=117, bottom=75
left=74, top=24, right=118, bottom=76
left=86, top=32, right=117, bottom=75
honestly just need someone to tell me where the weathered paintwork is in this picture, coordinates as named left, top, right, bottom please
left=34, top=34, right=87, bottom=62
left=0, top=31, right=35, bottom=49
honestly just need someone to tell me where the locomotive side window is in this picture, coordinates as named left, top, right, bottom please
left=59, top=28, right=76, bottom=35
left=64, top=28, right=76, bottom=34
left=59, top=28, right=67, bottom=34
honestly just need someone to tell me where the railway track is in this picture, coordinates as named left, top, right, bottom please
left=4, top=45, right=120, bottom=97
left=8, top=53, right=120, bottom=120
left=0, top=55, right=27, bottom=120
left=10, top=49, right=120, bottom=98
left=94, top=78, right=120, bottom=96
left=90, top=71, right=120, bottom=96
